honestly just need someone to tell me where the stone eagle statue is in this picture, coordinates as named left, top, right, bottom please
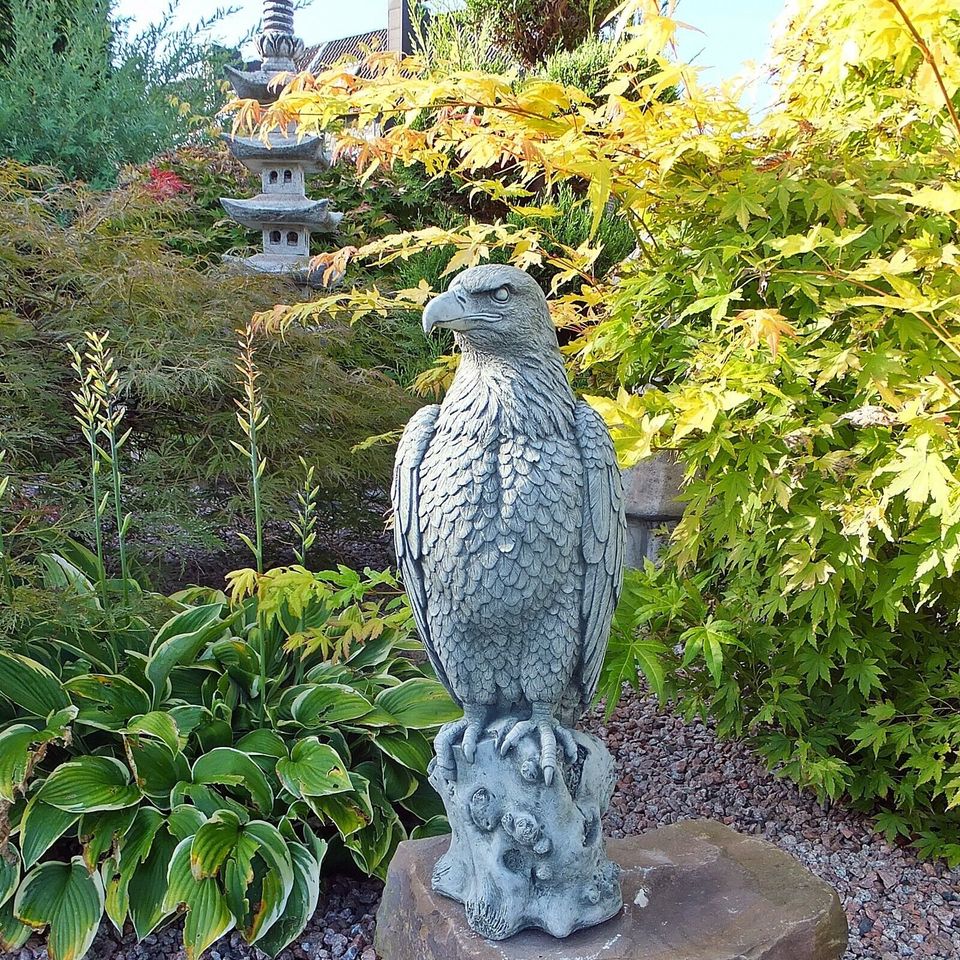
left=392, top=264, right=626, bottom=787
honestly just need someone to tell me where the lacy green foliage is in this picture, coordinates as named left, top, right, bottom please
left=0, top=161, right=416, bottom=559
left=464, top=0, right=618, bottom=67
left=507, top=184, right=635, bottom=283
left=140, top=145, right=258, bottom=261
left=0, top=552, right=458, bottom=958
left=0, top=0, right=233, bottom=186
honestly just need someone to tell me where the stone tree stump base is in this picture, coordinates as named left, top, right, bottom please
left=375, top=820, right=848, bottom=960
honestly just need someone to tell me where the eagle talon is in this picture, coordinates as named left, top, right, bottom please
left=434, top=707, right=490, bottom=778
left=498, top=707, right=574, bottom=786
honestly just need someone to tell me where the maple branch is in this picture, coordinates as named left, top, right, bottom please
left=886, top=0, right=960, bottom=141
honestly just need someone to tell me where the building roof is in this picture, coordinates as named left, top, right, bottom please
left=300, top=30, right=389, bottom=74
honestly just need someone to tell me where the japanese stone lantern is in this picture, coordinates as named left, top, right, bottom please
left=220, top=0, right=341, bottom=283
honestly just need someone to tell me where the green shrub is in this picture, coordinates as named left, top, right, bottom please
left=411, top=1, right=514, bottom=74
left=464, top=0, right=618, bottom=67
left=0, top=551, right=458, bottom=957
left=541, top=36, right=615, bottom=99
left=0, top=0, right=232, bottom=186
left=0, top=161, right=417, bottom=563
left=508, top=183, right=636, bottom=283
left=587, top=7, right=960, bottom=863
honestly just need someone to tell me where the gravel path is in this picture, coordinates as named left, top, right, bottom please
left=590, top=689, right=960, bottom=960
left=5, top=689, right=958, bottom=960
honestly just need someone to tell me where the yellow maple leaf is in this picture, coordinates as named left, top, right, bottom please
left=735, top=309, right=797, bottom=359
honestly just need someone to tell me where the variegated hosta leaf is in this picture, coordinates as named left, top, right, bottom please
left=63, top=674, right=151, bottom=732
left=122, top=711, right=181, bottom=753
left=0, top=899, right=30, bottom=952
left=374, top=677, right=461, bottom=729
left=276, top=738, right=351, bottom=799
left=0, top=652, right=70, bottom=718
left=290, top=683, right=373, bottom=726
left=0, top=851, right=18, bottom=909
left=145, top=602, right=227, bottom=708
left=191, top=748, right=274, bottom=814
left=20, top=798, right=80, bottom=868
left=250, top=841, right=323, bottom=958
left=14, top=858, right=104, bottom=960
left=37, top=756, right=139, bottom=813
left=190, top=810, right=242, bottom=879
left=164, top=838, right=235, bottom=960
left=223, top=820, right=294, bottom=945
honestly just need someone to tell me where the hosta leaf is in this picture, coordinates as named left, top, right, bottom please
left=164, top=839, right=235, bottom=960
left=0, top=652, right=69, bottom=718
left=381, top=757, right=418, bottom=804
left=127, top=739, right=190, bottom=805
left=0, top=708, right=76, bottom=799
left=118, top=807, right=165, bottom=867
left=20, top=798, right=80, bottom=868
left=14, top=858, right=104, bottom=960
left=0, top=725, right=42, bottom=802
left=276, top=739, right=351, bottom=799
left=146, top=603, right=227, bottom=708
left=190, top=810, right=242, bottom=879
left=102, top=807, right=165, bottom=933
left=235, top=729, right=288, bottom=759
left=344, top=634, right=395, bottom=670
left=167, top=804, right=207, bottom=842
left=128, top=829, right=178, bottom=940
left=290, top=684, right=373, bottom=727
left=123, top=712, right=180, bottom=753
left=411, top=815, right=450, bottom=839
left=171, top=783, right=249, bottom=821
left=242, top=821, right=293, bottom=885
left=220, top=821, right=293, bottom=945
left=168, top=704, right=209, bottom=739
left=374, top=678, right=460, bottom=729
left=399, top=778, right=445, bottom=822
left=64, top=674, right=151, bottom=731
left=373, top=730, right=433, bottom=772
left=0, top=851, right=18, bottom=909
left=251, top=842, right=321, bottom=958
left=78, top=807, right=138, bottom=871
left=192, top=748, right=274, bottom=814
left=38, top=756, right=140, bottom=813
left=309, top=775, right=372, bottom=838
left=0, top=899, right=31, bottom=951
left=242, top=860, right=287, bottom=944
left=345, top=788, right=402, bottom=879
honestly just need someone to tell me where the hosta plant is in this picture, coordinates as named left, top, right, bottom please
left=0, top=554, right=459, bottom=959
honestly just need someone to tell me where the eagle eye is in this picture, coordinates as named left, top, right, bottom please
left=491, top=285, right=511, bottom=303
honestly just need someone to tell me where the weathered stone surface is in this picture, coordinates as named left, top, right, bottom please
left=392, top=265, right=627, bottom=939
left=427, top=723, right=621, bottom=940
left=622, top=454, right=685, bottom=566
left=622, top=454, right=685, bottom=520
left=375, top=819, right=849, bottom=960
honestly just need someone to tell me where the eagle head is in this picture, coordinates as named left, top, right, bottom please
left=422, top=265, right=556, bottom=356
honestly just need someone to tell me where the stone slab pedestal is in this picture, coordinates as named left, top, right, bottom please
left=375, top=820, right=848, bottom=960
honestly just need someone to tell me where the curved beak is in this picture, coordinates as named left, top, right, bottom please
left=423, top=290, right=469, bottom=334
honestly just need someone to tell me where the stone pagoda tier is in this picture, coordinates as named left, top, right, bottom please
left=220, top=0, right=341, bottom=285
